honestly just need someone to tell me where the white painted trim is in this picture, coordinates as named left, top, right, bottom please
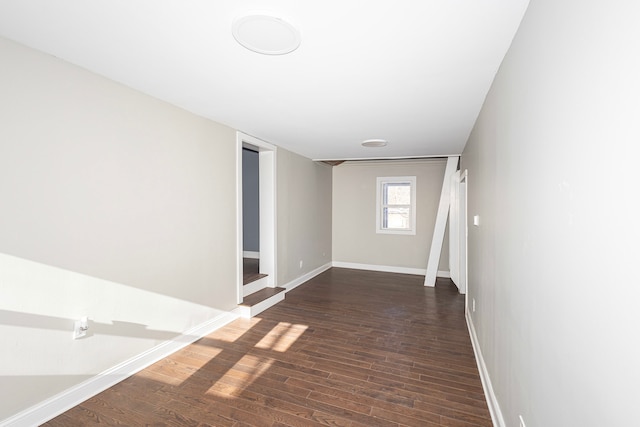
left=236, top=137, right=244, bottom=304
left=449, top=169, right=468, bottom=295
left=259, top=148, right=276, bottom=287
left=466, top=311, right=505, bottom=427
left=236, top=305, right=251, bottom=319
left=330, top=262, right=450, bottom=279
left=425, top=156, right=459, bottom=286
left=437, top=270, right=451, bottom=278
left=0, top=311, right=239, bottom=427
left=230, top=307, right=244, bottom=317
left=240, top=133, right=277, bottom=151
left=236, top=131, right=278, bottom=305
left=460, top=171, right=469, bottom=299
left=449, top=170, right=461, bottom=287
left=283, top=262, right=332, bottom=292
left=375, top=176, right=417, bottom=235
left=242, top=251, right=260, bottom=259
left=238, top=292, right=285, bottom=318
left=243, top=276, right=269, bottom=297
left=332, top=261, right=426, bottom=276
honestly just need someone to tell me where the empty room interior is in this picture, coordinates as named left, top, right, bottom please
left=0, top=1, right=638, bottom=426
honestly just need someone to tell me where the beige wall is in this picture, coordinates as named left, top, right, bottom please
left=0, top=37, right=237, bottom=419
left=462, top=0, right=640, bottom=425
left=277, top=149, right=332, bottom=285
left=332, top=159, right=449, bottom=272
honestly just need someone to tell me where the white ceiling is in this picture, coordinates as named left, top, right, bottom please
left=0, top=0, right=529, bottom=160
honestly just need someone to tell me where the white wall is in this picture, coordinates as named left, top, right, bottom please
left=0, top=37, right=238, bottom=420
left=0, top=254, right=229, bottom=421
left=332, top=159, right=449, bottom=273
left=462, top=1, right=640, bottom=425
left=277, top=149, right=332, bottom=285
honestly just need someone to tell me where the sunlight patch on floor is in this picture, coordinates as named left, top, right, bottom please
left=254, top=322, right=308, bottom=352
left=207, top=354, right=273, bottom=398
left=213, top=317, right=262, bottom=342
left=137, top=367, right=184, bottom=386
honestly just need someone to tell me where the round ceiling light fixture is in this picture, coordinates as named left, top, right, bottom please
left=232, top=14, right=301, bottom=55
left=362, top=139, right=388, bottom=148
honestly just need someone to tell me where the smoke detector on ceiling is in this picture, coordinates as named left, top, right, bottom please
left=232, top=14, right=301, bottom=55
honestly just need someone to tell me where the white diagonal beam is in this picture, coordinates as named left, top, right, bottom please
left=424, top=156, right=459, bottom=286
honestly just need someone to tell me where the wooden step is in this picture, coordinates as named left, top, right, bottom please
left=243, top=275, right=269, bottom=297
left=238, top=287, right=286, bottom=318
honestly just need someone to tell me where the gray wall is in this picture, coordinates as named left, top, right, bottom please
left=462, top=0, right=640, bottom=425
left=242, top=148, right=260, bottom=252
left=0, top=36, right=238, bottom=419
left=277, top=149, right=333, bottom=285
left=332, top=159, right=449, bottom=272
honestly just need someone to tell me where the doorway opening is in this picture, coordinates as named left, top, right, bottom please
left=236, top=132, right=277, bottom=305
left=459, top=171, right=468, bottom=311
left=241, top=147, right=265, bottom=284
left=449, top=169, right=469, bottom=311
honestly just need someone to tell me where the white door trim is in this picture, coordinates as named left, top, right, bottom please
left=236, top=132, right=277, bottom=304
left=460, top=170, right=469, bottom=299
left=449, top=170, right=461, bottom=287
left=449, top=168, right=468, bottom=295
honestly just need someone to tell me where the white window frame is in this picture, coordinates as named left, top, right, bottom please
left=376, top=176, right=417, bottom=235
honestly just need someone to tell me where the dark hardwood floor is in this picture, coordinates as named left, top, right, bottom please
left=243, top=258, right=267, bottom=285
left=45, top=268, right=491, bottom=427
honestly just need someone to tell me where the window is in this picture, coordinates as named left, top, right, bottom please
left=376, top=176, right=416, bottom=235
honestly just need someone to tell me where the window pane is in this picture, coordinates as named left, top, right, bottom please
left=384, top=206, right=410, bottom=229
left=377, top=176, right=416, bottom=235
left=382, top=207, right=388, bottom=229
left=382, top=183, right=389, bottom=205
left=384, top=183, right=410, bottom=205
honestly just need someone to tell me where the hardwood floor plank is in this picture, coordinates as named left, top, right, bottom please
left=166, top=399, right=237, bottom=427
left=370, top=406, right=442, bottom=427
left=44, top=268, right=492, bottom=426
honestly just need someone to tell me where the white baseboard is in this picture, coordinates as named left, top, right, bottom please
left=284, top=262, right=332, bottom=292
left=238, top=291, right=286, bottom=318
left=280, top=262, right=440, bottom=292
left=332, top=261, right=426, bottom=276
left=466, top=311, right=505, bottom=427
left=1, top=311, right=240, bottom=427
left=242, top=251, right=260, bottom=259
left=437, top=270, right=451, bottom=278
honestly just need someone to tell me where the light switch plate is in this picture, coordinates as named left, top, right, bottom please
left=73, top=316, right=88, bottom=339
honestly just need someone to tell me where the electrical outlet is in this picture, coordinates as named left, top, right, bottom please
left=519, top=415, right=526, bottom=427
left=73, top=316, right=89, bottom=339
left=299, top=260, right=303, bottom=269
left=472, top=299, right=476, bottom=312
